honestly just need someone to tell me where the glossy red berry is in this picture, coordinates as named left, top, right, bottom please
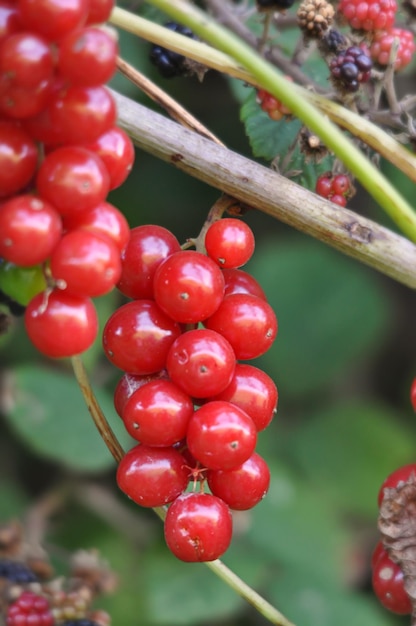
left=337, top=0, right=397, bottom=31
left=205, top=293, right=277, bottom=360
left=25, top=290, right=98, bottom=357
left=211, top=363, right=278, bottom=431
left=164, top=492, right=233, bottom=562
left=117, top=224, right=181, bottom=300
left=63, top=201, right=130, bottom=253
left=58, top=26, right=118, bottom=86
left=204, top=218, right=255, bottom=269
left=207, top=452, right=270, bottom=510
left=256, top=86, right=292, bottom=120
left=18, top=0, right=89, bottom=41
left=222, top=268, right=267, bottom=301
left=85, top=0, right=114, bottom=24
left=0, top=195, right=62, bottom=266
left=102, top=299, right=181, bottom=375
left=116, top=444, right=189, bottom=507
left=7, top=590, right=54, bottom=626
left=187, top=400, right=257, bottom=470
left=0, top=2, right=21, bottom=46
left=0, top=121, right=38, bottom=197
left=153, top=250, right=225, bottom=323
left=0, top=32, right=54, bottom=90
left=84, top=125, right=135, bottom=190
left=378, top=464, right=416, bottom=507
left=411, top=378, right=416, bottom=411
left=113, top=371, right=168, bottom=417
left=0, top=77, right=53, bottom=118
left=372, top=549, right=411, bottom=615
left=371, top=540, right=385, bottom=569
left=166, top=328, right=236, bottom=399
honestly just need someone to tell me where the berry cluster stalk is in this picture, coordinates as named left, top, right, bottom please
left=110, top=4, right=416, bottom=242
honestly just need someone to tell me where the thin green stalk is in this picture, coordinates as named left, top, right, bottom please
left=117, top=1, right=416, bottom=241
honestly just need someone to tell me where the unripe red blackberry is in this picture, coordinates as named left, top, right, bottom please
left=370, top=27, right=415, bottom=71
left=337, top=0, right=397, bottom=31
left=329, top=45, right=372, bottom=92
left=7, top=591, right=54, bottom=626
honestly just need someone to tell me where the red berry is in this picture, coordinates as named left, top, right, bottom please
left=378, top=464, right=416, bottom=507
left=166, top=328, right=236, bottom=399
left=113, top=370, right=168, bottom=417
left=85, top=0, right=114, bottom=24
left=207, top=452, right=270, bottom=510
left=211, top=363, right=278, bottom=431
left=337, top=0, right=397, bottom=31
left=0, top=194, right=62, bottom=266
left=7, top=590, right=54, bottom=626
left=18, top=0, right=89, bottom=41
left=315, top=173, right=333, bottom=198
left=116, top=444, right=189, bottom=507
left=164, top=492, right=233, bottom=562
left=0, top=2, right=21, bottom=46
left=256, top=85, right=292, bottom=120
left=153, top=250, right=225, bottom=324
left=0, top=76, right=53, bottom=118
left=84, top=125, right=135, bottom=190
left=122, top=379, right=194, bottom=446
left=330, top=193, right=347, bottom=207
left=222, top=268, right=267, bottom=300
left=205, top=293, right=277, bottom=360
left=36, top=146, right=110, bottom=217
left=102, top=299, right=181, bottom=375
left=411, top=378, right=416, bottom=412
left=372, top=550, right=411, bottom=614
left=331, top=174, right=351, bottom=196
left=204, top=218, right=255, bottom=269
left=370, top=27, right=415, bottom=71
left=50, top=229, right=122, bottom=297
left=117, top=224, right=181, bottom=300
left=63, top=201, right=130, bottom=253
left=0, top=120, right=38, bottom=197
left=186, top=400, right=257, bottom=470
left=371, top=540, right=385, bottom=569
left=25, top=290, right=98, bottom=357
left=0, top=32, right=53, bottom=91
left=58, top=26, right=118, bottom=86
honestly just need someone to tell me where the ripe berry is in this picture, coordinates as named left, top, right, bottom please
left=205, top=293, right=277, bottom=360
left=6, top=590, right=54, bottom=626
left=85, top=0, right=114, bottom=25
left=0, top=32, right=54, bottom=91
left=207, top=452, right=270, bottom=510
left=378, top=463, right=416, bottom=507
left=0, top=559, right=38, bottom=582
left=62, top=621, right=99, bottom=626
left=18, top=0, right=89, bottom=42
left=186, top=400, right=257, bottom=470
left=84, top=125, right=135, bottom=190
left=0, top=120, right=38, bottom=197
left=153, top=250, right=225, bottom=324
left=411, top=378, right=416, bottom=411
left=329, top=46, right=372, bottom=92
left=25, top=290, right=98, bottom=357
left=315, top=172, right=353, bottom=205
left=102, top=299, right=181, bottom=375
left=63, top=201, right=130, bottom=253
left=337, top=0, right=397, bottom=31
left=204, top=218, right=255, bottom=269
left=0, top=2, right=21, bottom=45
left=113, top=371, right=168, bottom=417
left=116, top=444, right=189, bottom=507
left=256, top=86, right=292, bottom=121
left=256, top=0, right=296, bottom=9
left=371, top=540, right=385, bottom=568
left=222, top=268, right=267, bottom=301
left=166, top=328, right=236, bottom=399
left=372, top=549, right=411, bottom=614
left=149, top=22, right=196, bottom=79
left=370, top=28, right=415, bottom=71
left=164, top=492, right=233, bottom=562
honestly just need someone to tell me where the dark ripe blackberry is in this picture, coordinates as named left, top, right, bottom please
left=329, top=45, right=372, bottom=92
left=321, top=28, right=348, bottom=54
left=62, top=621, right=99, bottom=626
left=256, top=0, right=296, bottom=10
left=0, top=558, right=38, bottom=583
left=149, top=21, right=196, bottom=78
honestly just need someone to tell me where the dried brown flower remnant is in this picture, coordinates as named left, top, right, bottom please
left=297, top=0, right=335, bottom=38
left=378, top=472, right=416, bottom=623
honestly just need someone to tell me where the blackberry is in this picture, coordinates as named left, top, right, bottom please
left=256, top=0, right=296, bottom=10
left=320, top=28, right=349, bottom=54
left=329, top=45, right=372, bottom=92
left=149, top=22, right=196, bottom=79
left=0, top=558, right=38, bottom=583
left=61, top=621, right=99, bottom=626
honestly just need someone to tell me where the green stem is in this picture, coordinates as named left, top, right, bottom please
left=115, top=1, right=416, bottom=241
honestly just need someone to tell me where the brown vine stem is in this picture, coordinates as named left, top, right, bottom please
left=111, top=89, right=416, bottom=288
left=71, top=354, right=296, bottom=626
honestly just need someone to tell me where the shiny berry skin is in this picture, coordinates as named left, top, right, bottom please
left=0, top=76, right=53, bottom=118
left=207, top=452, right=270, bottom=510
left=7, top=590, right=54, bottom=626
left=205, top=294, right=277, bottom=360
left=86, top=0, right=114, bottom=24
left=50, top=229, right=122, bottom=297
left=116, top=444, right=189, bottom=507
left=372, top=550, right=411, bottom=614
left=153, top=250, right=225, bottom=324
left=316, top=172, right=353, bottom=205
left=84, top=125, right=135, bottom=190
left=58, top=27, right=118, bottom=86
left=256, top=86, right=292, bottom=120
left=411, top=378, right=416, bottom=411
left=114, top=371, right=168, bottom=417
left=25, top=290, right=98, bottom=357
left=187, top=400, right=257, bottom=470
left=63, top=201, right=130, bottom=253
left=18, top=0, right=89, bottom=41
left=36, top=146, right=110, bottom=217
left=315, top=173, right=333, bottom=198
left=330, top=194, right=347, bottom=207
left=337, top=0, right=397, bottom=31
left=122, top=379, right=194, bottom=446
left=166, top=329, right=236, bottom=399
left=102, top=299, right=181, bottom=375
left=204, top=218, right=255, bottom=269
left=222, top=268, right=267, bottom=300
left=0, top=195, right=62, bottom=266
left=0, top=121, right=38, bottom=197
left=164, top=492, right=233, bottom=562
left=371, top=540, right=385, bottom=569
left=149, top=21, right=196, bottom=79
left=0, top=32, right=53, bottom=91
left=211, top=363, right=277, bottom=431
left=330, top=46, right=372, bottom=92
left=370, top=28, right=415, bottom=71
left=117, top=224, right=181, bottom=300
left=378, top=463, right=416, bottom=507
left=0, top=3, right=21, bottom=45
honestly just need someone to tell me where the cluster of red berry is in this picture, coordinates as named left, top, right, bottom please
left=105, top=218, right=278, bottom=562
left=256, top=80, right=292, bottom=121
left=0, top=0, right=135, bottom=358
left=315, top=171, right=353, bottom=206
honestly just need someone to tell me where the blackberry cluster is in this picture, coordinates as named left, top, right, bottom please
left=149, top=22, right=196, bottom=78
left=0, top=558, right=38, bottom=583
left=256, top=0, right=296, bottom=10
left=62, top=621, right=99, bottom=626
left=319, top=28, right=349, bottom=54
left=329, top=45, right=372, bottom=92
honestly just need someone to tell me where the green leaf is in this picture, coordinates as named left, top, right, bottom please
left=4, top=365, right=133, bottom=472
left=284, top=401, right=416, bottom=517
left=247, top=237, right=393, bottom=397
